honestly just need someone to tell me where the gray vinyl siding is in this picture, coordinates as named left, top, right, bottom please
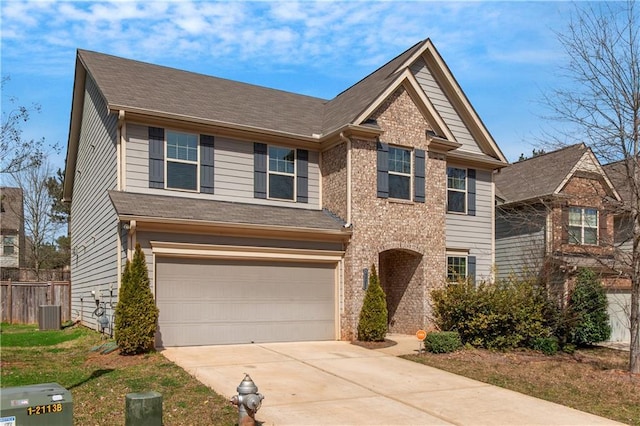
left=445, top=168, right=493, bottom=280
left=125, top=123, right=321, bottom=209
left=410, top=59, right=482, bottom=155
left=495, top=207, right=547, bottom=280
left=135, top=230, right=344, bottom=293
left=70, top=75, right=119, bottom=330
left=614, top=213, right=634, bottom=254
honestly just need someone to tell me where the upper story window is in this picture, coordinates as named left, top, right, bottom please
left=253, top=143, right=308, bottom=203
left=568, top=207, right=598, bottom=245
left=388, top=146, right=412, bottom=200
left=376, top=142, right=425, bottom=203
left=268, top=146, right=296, bottom=200
left=166, top=131, right=198, bottom=191
left=2, top=236, right=15, bottom=255
left=447, top=167, right=466, bottom=213
left=148, top=127, right=215, bottom=194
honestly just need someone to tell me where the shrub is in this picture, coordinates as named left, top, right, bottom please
left=566, top=268, right=611, bottom=346
left=357, top=264, right=388, bottom=342
left=115, top=244, right=159, bottom=355
left=424, top=331, right=462, bottom=353
left=531, top=336, right=559, bottom=355
left=430, top=278, right=553, bottom=350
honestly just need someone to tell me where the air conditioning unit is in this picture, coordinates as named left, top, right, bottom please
left=38, top=305, right=61, bottom=330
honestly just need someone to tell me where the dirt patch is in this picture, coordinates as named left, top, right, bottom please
left=351, top=339, right=397, bottom=349
left=84, top=348, right=151, bottom=369
left=404, top=347, right=639, bottom=425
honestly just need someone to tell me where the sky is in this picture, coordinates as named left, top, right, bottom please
left=1, top=0, right=580, bottom=173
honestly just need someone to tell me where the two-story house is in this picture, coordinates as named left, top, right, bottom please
left=495, top=144, right=626, bottom=302
left=0, top=187, right=25, bottom=280
left=63, top=38, right=507, bottom=347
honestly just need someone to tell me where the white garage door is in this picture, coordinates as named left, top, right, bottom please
left=155, top=257, right=336, bottom=346
left=607, top=292, right=631, bottom=343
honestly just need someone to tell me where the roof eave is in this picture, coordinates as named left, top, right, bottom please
left=62, top=55, right=87, bottom=203
left=114, top=106, right=323, bottom=146
left=447, top=150, right=509, bottom=170
left=117, top=214, right=352, bottom=242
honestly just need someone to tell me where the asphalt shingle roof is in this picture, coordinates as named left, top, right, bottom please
left=77, top=40, right=426, bottom=138
left=79, top=50, right=327, bottom=137
left=603, top=158, right=636, bottom=205
left=108, top=191, right=347, bottom=232
left=495, top=144, right=588, bottom=204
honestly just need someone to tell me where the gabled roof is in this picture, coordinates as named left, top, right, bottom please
left=65, top=38, right=508, bottom=200
left=495, top=143, right=620, bottom=204
left=603, top=158, right=637, bottom=205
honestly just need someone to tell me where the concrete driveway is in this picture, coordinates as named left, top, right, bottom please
left=162, top=339, right=623, bottom=425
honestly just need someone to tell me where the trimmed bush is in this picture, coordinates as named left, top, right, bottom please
left=357, top=264, right=388, bottom=342
left=430, top=278, right=554, bottom=350
left=424, top=331, right=462, bottom=353
left=566, top=268, right=611, bottom=346
left=115, top=243, right=159, bottom=355
left=531, top=336, right=559, bottom=355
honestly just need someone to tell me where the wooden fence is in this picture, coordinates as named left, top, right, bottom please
left=0, top=281, right=71, bottom=324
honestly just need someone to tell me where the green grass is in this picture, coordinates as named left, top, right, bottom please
left=0, top=323, right=237, bottom=425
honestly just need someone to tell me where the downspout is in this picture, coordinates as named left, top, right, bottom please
left=117, top=110, right=125, bottom=191
left=128, top=220, right=137, bottom=261
left=339, top=132, right=352, bottom=225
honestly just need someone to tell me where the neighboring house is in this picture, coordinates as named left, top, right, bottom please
left=602, top=158, right=637, bottom=342
left=0, top=187, right=25, bottom=280
left=495, top=144, right=632, bottom=340
left=63, top=38, right=507, bottom=347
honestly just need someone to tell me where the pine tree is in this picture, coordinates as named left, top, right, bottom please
left=567, top=268, right=611, bottom=346
left=357, top=264, right=388, bottom=342
left=114, top=244, right=159, bottom=354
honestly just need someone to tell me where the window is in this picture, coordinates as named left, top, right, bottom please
left=568, top=207, right=598, bottom=245
left=447, top=256, right=467, bottom=281
left=388, top=146, right=412, bottom=200
left=2, top=236, right=15, bottom=255
left=268, top=146, right=295, bottom=200
left=447, top=167, right=466, bottom=213
left=166, top=131, right=198, bottom=191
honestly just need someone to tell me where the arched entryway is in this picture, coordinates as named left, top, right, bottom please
left=378, top=248, right=423, bottom=334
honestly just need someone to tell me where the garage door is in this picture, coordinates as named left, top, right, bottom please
left=607, top=292, right=631, bottom=343
left=155, top=257, right=336, bottom=346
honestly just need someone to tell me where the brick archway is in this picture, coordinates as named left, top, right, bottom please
left=378, top=248, right=424, bottom=334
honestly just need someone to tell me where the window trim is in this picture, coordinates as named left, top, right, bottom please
left=267, top=145, right=297, bottom=201
left=568, top=207, right=599, bottom=246
left=387, top=145, right=413, bottom=201
left=2, top=236, right=16, bottom=256
left=164, top=130, right=200, bottom=192
left=446, top=253, right=468, bottom=282
left=447, top=166, right=467, bottom=214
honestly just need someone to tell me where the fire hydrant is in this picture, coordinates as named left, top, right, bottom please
left=230, top=374, right=264, bottom=426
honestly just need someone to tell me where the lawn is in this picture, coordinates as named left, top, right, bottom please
left=404, top=347, right=640, bottom=426
left=0, top=323, right=237, bottom=425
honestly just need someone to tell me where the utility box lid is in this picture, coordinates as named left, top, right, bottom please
left=0, top=383, right=72, bottom=426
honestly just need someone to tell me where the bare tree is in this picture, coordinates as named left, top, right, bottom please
left=10, top=160, right=63, bottom=280
left=1, top=76, right=45, bottom=174
left=543, top=1, right=640, bottom=373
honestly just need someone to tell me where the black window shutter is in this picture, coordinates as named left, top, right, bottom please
left=468, top=255, right=477, bottom=285
left=414, top=149, right=425, bottom=203
left=377, top=141, right=389, bottom=198
left=200, top=135, right=214, bottom=194
left=149, top=127, right=164, bottom=188
left=467, top=168, right=476, bottom=216
left=254, top=143, right=267, bottom=199
left=562, top=207, right=570, bottom=243
left=297, top=149, right=308, bottom=203
left=598, top=210, right=607, bottom=246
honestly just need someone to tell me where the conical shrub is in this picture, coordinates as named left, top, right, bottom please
left=567, top=268, right=611, bottom=346
left=357, top=264, right=388, bottom=342
left=115, top=243, right=159, bottom=354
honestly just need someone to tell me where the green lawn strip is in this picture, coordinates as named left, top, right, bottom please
left=404, top=349, right=640, bottom=426
left=1, top=324, right=237, bottom=425
left=1, top=326, right=89, bottom=347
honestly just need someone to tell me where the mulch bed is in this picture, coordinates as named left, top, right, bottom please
left=351, top=339, right=397, bottom=349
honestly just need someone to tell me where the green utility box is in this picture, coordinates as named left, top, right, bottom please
left=0, top=383, right=72, bottom=425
